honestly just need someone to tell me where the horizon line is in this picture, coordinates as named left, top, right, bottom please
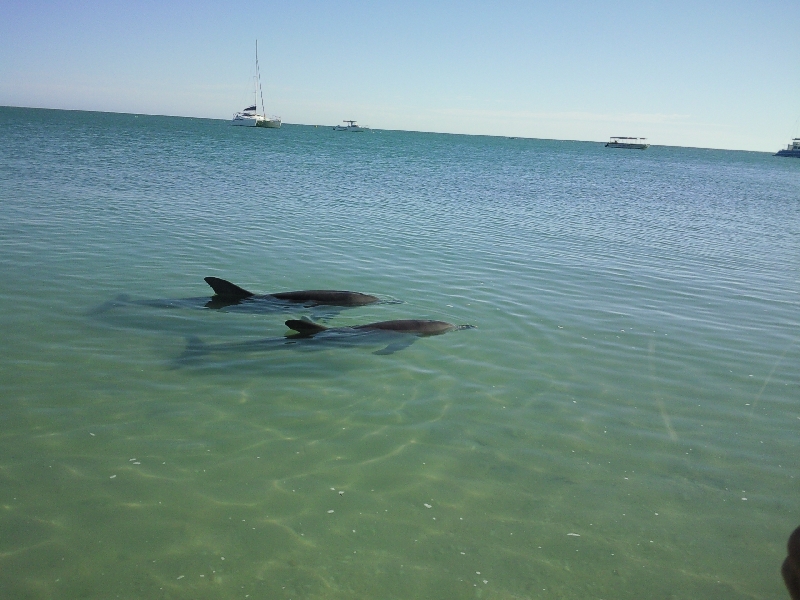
left=0, top=104, right=784, bottom=154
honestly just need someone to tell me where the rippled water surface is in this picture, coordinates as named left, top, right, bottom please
left=1, top=106, right=798, bottom=599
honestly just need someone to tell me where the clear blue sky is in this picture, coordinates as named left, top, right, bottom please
left=2, top=0, right=798, bottom=151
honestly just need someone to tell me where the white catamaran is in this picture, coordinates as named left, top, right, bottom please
left=232, top=41, right=281, bottom=128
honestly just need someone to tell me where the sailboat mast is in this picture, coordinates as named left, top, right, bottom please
left=256, top=40, right=266, bottom=118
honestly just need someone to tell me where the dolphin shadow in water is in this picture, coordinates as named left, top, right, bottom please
left=785, top=525, right=800, bottom=600
left=174, top=318, right=475, bottom=367
left=90, top=277, right=397, bottom=317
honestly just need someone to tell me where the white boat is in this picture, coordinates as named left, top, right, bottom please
left=232, top=41, right=281, bottom=128
left=605, top=136, right=649, bottom=149
left=333, top=120, right=368, bottom=132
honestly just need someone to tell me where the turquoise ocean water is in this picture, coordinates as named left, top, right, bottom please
left=0, top=106, right=798, bottom=599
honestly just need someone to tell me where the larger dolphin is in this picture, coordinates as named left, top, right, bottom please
left=204, top=277, right=380, bottom=308
left=91, top=277, right=386, bottom=319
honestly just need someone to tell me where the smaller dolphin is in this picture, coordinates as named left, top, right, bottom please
left=282, top=318, right=474, bottom=355
left=284, top=318, right=463, bottom=337
left=205, top=277, right=381, bottom=308
left=174, top=318, right=473, bottom=366
left=784, top=525, right=800, bottom=600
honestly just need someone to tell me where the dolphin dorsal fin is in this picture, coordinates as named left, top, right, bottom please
left=204, top=277, right=254, bottom=299
left=285, top=319, right=328, bottom=335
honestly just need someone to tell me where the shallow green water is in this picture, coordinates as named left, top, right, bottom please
left=0, top=106, right=798, bottom=599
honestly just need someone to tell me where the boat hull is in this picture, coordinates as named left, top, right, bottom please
left=775, top=149, right=800, bottom=157
left=606, top=142, right=649, bottom=149
left=232, top=115, right=258, bottom=127
left=232, top=115, right=280, bottom=128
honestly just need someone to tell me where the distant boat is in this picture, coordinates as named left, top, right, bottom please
left=606, top=136, right=649, bottom=150
left=333, top=120, right=368, bottom=132
left=232, top=41, right=281, bottom=128
left=775, top=138, right=800, bottom=157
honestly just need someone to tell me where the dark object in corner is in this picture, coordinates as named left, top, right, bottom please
left=784, top=525, right=800, bottom=600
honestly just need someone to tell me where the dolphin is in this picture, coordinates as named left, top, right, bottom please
left=284, top=318, right=463, bottom=337
left=90, top=277, right=387, bottom=320
left=279, top=318, right=472, bottom=355
left=174, top=318, right=474, bottom=365
left=204, top=277, right=381, bottom=308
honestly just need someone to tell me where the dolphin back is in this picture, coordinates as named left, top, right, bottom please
left=205, top=277, right=255, bottom=299
left=285, top=319, right=329, bottom=335
left=356, top=319, right=459, bottom=336
left=271, top=290, right=380, bottom=306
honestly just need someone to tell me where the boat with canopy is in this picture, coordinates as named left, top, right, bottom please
left=333, top=120, right=368, bottom=132
left=605, top=137, right=649, bottom=149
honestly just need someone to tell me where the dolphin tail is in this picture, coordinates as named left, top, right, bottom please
left=204, top=277, right=255, bottom=299
left=285, top=319, right=328, bottom=336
